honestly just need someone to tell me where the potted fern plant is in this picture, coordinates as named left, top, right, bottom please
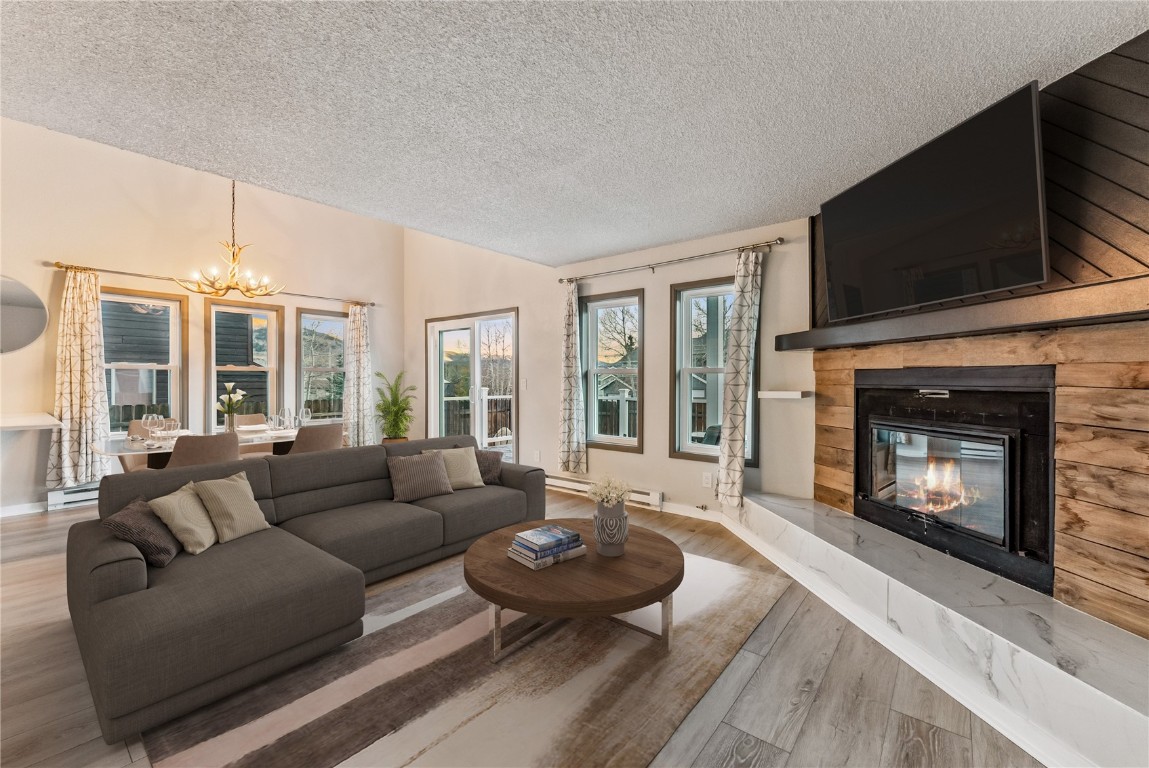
left=375, top=371, right=417, bottom=442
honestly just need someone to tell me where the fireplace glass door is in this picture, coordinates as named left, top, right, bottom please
left=870, top=423, right=1008, bottom=546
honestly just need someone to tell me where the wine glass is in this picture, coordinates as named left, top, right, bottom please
left=142, top=413, right=161, bottom=442
left=299, top=407, right=312, bottom=427
left=163, top=419, right=180, bottom=442
left=280, top=407, right=294, bottom=429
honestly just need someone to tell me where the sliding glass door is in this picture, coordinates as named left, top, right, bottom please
left=427, top=310, right=517, bottom=460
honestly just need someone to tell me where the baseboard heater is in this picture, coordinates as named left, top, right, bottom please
left=47, top=482, right=99, bottom=511
left=545, top=475, right=664, bottom=510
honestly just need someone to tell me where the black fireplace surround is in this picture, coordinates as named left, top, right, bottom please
left=854, top=366, right=1055, bottom=593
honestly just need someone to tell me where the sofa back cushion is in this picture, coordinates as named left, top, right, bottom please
left=382, top=434, right=479, bottom=457
left=98, top=458, right=276, bottom=523
left=268, top=445, right=392, bottom=523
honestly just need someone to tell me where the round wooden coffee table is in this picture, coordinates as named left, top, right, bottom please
left=464, top=518, right=685, bottom=660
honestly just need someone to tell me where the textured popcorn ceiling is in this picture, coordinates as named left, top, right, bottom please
left=2, top=3, right=1145, bottom=266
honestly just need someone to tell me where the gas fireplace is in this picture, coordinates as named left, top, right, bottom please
left=854, top=366, right=1054, bottom=593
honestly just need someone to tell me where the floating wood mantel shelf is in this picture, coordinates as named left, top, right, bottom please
left=757, top=391, right=810, bottom=399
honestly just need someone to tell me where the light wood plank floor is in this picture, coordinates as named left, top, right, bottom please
left=1, top=493, right=1043, bottom=768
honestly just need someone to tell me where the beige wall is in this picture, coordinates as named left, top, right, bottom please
left=0, top=119, right=405, bottom=509
left=403, top=218, right=814, bottom=511
left=1, top=117, right=816, bottom=513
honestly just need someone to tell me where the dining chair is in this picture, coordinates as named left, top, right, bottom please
left=287, top=423, right=344, bottom=454
left=165, top=433, right=240, bottom=469
left=117, top=420, right=151, bottom=473
left=235, top=413, right=273, bottom=457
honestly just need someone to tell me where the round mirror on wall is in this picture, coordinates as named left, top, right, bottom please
left=0, top=276, right=49, bottom=353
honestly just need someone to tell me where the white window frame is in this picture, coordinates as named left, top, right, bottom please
left=672, top=281, right=756, bottom=463
left=297, top=309, right=347, bottom=422
left=100, top=291, right=183, bottom=433
left=583, top=292, right=642, bottom=451
left=208, top=301, right=282, bottom=429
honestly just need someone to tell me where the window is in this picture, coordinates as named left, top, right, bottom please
left=207, top=299, right=284, bottom=428
left=582, top=291, right=643, bottom=451
left=100, top=290, right=187, bottom=432
left=298, top=309, right=347, bottom=420
left=426, top=309, right=517, bottom=461
left=671, top=279, right=756, bottom=463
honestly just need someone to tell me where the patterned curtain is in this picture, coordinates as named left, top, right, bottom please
left=558, top=281, right=587, bottom=473
left=343, top=304, right=376, bottom=446
left=718, top=248, right=765, bottom=508
left=48, top=268, right=109, bottom=487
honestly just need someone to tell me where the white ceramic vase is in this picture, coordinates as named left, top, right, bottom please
left=593, top=501, right=628, bottom=557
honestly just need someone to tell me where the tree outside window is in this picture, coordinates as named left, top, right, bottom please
left=582, top=291, right=643, bottom=451
left=299, top=311, right=346, bottom=419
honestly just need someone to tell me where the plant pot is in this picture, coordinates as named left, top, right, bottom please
left=593, top=501, right=628, bottom=557
left=381, top=436, right=409, bottom=444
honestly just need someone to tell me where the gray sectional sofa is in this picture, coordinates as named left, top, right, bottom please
left=66, top=435, right=545, bottom=743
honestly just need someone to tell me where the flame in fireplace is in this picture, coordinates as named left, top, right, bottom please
left=903, top=458, right=981, bottom=514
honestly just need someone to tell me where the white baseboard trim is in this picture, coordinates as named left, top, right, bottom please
left=1, top=502, right=48, bottom=519
left=657, top=501, right=723, bottom=522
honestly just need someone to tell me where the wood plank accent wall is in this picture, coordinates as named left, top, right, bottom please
left=810, top=31, right=1149, bottom=329
left=812, top=320, right=1149, bottom=638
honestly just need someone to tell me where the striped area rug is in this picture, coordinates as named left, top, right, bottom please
left=144, top=551, right=791, bottom=768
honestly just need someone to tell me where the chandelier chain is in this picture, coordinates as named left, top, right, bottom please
left=231, top=180, right=236, bottom=245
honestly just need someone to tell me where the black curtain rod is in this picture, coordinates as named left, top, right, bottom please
left=558, top=238, right=784, bottom=284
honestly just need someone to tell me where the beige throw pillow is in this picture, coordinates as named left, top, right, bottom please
left=194, top=472, right=270, bottom=543
left=423, top=447, right=484, bottom=490
left=150, top=483, right=218, bottom=555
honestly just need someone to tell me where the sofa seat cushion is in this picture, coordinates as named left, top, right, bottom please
left=412, top=485, right=527, bottom=545
left=279, top=501, right=444, bottom=574
left=85, top=526, right=363, bottom=719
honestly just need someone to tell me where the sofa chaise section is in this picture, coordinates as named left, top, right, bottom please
left=67, top=521, right=363, bottom=743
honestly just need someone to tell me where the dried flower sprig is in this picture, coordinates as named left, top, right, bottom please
left=587, top=476, right=630, bottom=507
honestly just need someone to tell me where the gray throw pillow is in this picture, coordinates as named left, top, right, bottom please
left=194, top=472, right=270, bottom=543
left=151, top=482, right=218, bottom=555
left=475, top=449, right=503, bottom=485
left=102, top=497, right=181, bottom=567
left=387, top=452, right=454, bottom=502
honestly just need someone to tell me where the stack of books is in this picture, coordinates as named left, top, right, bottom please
left=507, top=524, right=587, bottom=570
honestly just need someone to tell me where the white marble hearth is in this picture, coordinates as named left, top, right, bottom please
left=728, top=493, right=1148, bottom=768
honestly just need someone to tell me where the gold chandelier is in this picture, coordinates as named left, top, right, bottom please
left=175, top=180, right=284, bottom=298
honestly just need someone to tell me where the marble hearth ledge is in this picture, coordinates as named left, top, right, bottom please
left=727, top=493, right=1148, bottom=768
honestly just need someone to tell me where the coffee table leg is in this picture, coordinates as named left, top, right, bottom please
left=490, top=604, right=503, bottom=661
left=488, top=603, right=567, bottom=662
left=662, top=594, right=673, bottom=651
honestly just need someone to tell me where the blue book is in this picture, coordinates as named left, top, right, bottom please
left=511, top=538, right=582, bottom=560
left=514, top=524, right=582, bottom=551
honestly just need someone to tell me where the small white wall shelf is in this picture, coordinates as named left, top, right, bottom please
left=0, top=413, right=62, bottom=430
left=757, top=391, right=811, bottom=399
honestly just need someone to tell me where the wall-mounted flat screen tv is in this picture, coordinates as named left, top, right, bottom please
left=821, top=82, right=1048, bottom=323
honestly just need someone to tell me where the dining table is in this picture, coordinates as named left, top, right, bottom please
left=93, top=427, right=299, bottom=469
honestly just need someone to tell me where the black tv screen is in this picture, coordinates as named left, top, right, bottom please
left=821, top=82, right=1048, bottom=322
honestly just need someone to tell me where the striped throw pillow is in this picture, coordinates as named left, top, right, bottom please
left=194, top=472, right=270, bottom=543
left=150, top=482, right=218, bottom=555
left=387, top=452, right=454, bottom=502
